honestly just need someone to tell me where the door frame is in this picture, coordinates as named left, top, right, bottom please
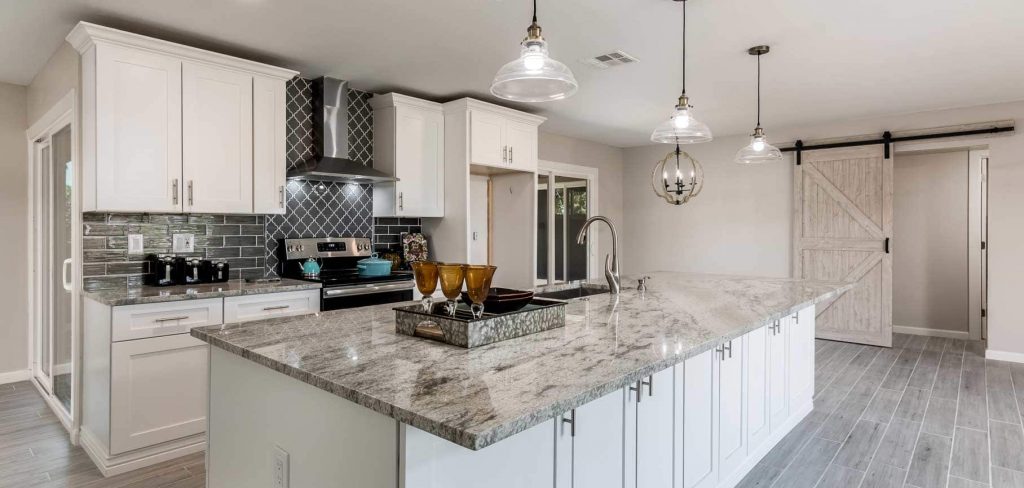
left=893, top=138, right=991, bottom=341
left=26, top=90, right=82, bottom=441
left=537, top=160, right=600, bottom=285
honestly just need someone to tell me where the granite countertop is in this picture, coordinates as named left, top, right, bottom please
left=83, top=278, right=321, bottom=306
left=190, top=272, right=852, bottom=451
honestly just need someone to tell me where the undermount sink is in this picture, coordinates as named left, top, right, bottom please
left=535, top=284, right=611, bottom=301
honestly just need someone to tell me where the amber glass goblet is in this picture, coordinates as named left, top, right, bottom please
left=437, top=264, right=466, bottom=316
left=411, top=261, right=439, bottom=312
left=463, top=265, right=497, bottom=318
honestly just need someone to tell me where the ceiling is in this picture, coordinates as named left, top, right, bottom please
left=4, top=0, right=1024, bottom=147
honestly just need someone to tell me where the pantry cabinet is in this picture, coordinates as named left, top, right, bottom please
left=68, top=22, right=296, bottom=214
left=371, top=93, right=445, bottom=217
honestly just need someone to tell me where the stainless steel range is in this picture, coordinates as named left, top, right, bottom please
left=280, top=237, right=414, bottom=311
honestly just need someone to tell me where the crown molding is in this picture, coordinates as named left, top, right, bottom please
left=66, top=22, right=298, bottom=81
left=443, top=97, right=547, bottom=125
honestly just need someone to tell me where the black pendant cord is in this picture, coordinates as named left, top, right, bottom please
left=681, top=0, right=687, bottom=97
left=756, top=53, right=761, bottom=128
left=533, top=0, right=538, bottom=23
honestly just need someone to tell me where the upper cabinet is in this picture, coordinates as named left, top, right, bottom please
left=371, top=94, right=445, bottom=218
left=68, top=22, right=297, bottom=214
left=459, top=100, right=543, bottom=173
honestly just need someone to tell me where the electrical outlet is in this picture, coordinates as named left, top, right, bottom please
left=127, top=234, right=144, bottom=255
left=172, top=233, right=194, bottom=253
left=273, top=445, right=289, bottom=488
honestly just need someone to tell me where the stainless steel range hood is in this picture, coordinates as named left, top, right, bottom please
left=286, top=77, right=398, bottom=184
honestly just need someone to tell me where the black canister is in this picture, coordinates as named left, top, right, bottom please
left=147, top=254, right=177, bottom=286
left=172, top=257, right=204, bottom=285
left=200, top=260, right=230, bottom=283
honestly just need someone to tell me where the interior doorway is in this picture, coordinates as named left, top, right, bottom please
left=892, top=147, right=988, bottom=341
left=27, top=92, right=80, bottom=432
left=536, top=161, right=599, bottom=286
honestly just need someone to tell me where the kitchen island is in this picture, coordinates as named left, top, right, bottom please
left=191, top=272, right=851, bottom=488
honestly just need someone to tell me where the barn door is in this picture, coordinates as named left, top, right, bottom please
left=793, top=145, right=893, bottom=347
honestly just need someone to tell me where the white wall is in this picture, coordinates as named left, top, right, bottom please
left=0, top=81, right=28, bottom=378
left=892, top=151, right=969, bottom=333
left=538, top=132, right=624, bottom=271
left=622, top=100, right=1024, bottom=357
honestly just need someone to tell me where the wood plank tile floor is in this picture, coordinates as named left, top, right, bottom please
left=0, top=381, right=203, bottom=488
left=739, top=334, right=1024, bottom=488
left=2, top=334, right=1022, bottom=488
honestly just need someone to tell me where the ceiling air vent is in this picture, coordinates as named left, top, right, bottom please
left=580, top=50, right=639, bottom=69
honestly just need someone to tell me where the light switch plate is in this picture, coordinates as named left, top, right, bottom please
left=127, top=234, right=144, bottom=255
left=172, top=233, right=195, bottom=253
left=273, top=445, right=289, bottom=488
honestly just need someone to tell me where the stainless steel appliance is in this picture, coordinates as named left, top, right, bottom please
left=280, top=237, right=414, bottom=311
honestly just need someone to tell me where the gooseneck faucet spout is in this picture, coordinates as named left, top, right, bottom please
left=576, top=216, right=620, bottom=294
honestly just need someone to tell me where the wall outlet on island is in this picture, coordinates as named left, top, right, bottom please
left=273, top=445, right=290, bottom=488
left=172, top=233, right=194, bottom=253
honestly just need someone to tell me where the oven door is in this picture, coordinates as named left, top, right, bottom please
left=321, top=281, right=415, bottom=311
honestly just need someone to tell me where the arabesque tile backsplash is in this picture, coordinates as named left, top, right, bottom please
left=82, top=78, right=420, bottom=292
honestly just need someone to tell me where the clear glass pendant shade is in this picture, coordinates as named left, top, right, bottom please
left=650, top=101, right=713, bottom=144
left=734, top=129, right=783, bottom=164
left=491, top=36, right=578, bottom=102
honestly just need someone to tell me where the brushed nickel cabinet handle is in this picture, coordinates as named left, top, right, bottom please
left=503, top=145, right=507, bottom=163
left=279, top=185, right=285, bottom=207
left=172, top=179, right=179, bottom=205
left=510, top=146, right=514, bottom=164
left=643, top=375, right=653, bottom=397
left=399, top=192, right=404, bottom=211
left=263, top=305, right=290, bottom=311
left=630, top=380, right=642, bottom=403
left=187, top=180, right=194, bottom=206
left=562, top=409, right=576, bottom=437
left=154, top=316, right=189, bottom=323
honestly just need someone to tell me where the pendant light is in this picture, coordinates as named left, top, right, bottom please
left=490, top=0, right=578, bottom=102
left=651, top=144, right=704, bottom=205
left=735, top=45, right=783, bottom=164
left=651, top=0, right=712, bottom=144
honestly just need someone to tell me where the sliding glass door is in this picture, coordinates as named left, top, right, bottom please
left=537, top=163, right=597, bottom=286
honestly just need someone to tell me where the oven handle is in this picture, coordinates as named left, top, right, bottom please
left=323, top=281, right=415, bottom=297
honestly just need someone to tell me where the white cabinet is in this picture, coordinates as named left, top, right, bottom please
left=789, top=309, right=815, bottom=408
left=371, top=94, right=445, bottom=217
left=679, top=348, right=717, bottom=488
left=717, top=338, right=746, bottom=477
left=768, top=317, right=790, bottom=431
left=630, top=367, right=675, bottom=488
left=252, top=75, right=287, bottom=214
left=223, top=289, right=320, bottom=323
left=467, top=107, right=540, bottom=172
left=110, top=334, right=209, bottom=454
left=745, top=325, right=771, bottom=454
left=69, top=22, right=296, bottom=215
left=555, top=388, right=626, bottom=488
left=89, top=43, right=183, bottom=213
left=182, top=62, right=253, bottom=213
left=111, top=298, right=223, bottom=341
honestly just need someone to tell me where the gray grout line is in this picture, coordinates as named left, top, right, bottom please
left=932, top=339, right=968, bottom=488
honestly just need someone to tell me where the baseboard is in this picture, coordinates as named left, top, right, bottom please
left=986, top=348, right=1024, bottom=364
left=0, top=369, right=31, bottom=385
left=80, top=426, right=206, bottom=477
left=893, top=325, right=970, bottom=340
left=718, top=400, right=814, bottom=488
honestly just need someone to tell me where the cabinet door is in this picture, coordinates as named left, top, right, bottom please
left=572, top=388, right=625, bottom=488
left=679, top=348, right=717, bottom=488
left=635, top=367, right=674, bottom=488
left=746, top=325, right=771, bottom=454
left=789, top=308, right=815, bottom=409
left=768, top=318, right=790, bottom=431
left=469, top=110, right=506, bottom=168
left=252, top=76, right=287, bottom=214
left=182, top=62, right=253, bottom=214
left=94, top=44, right=182, bottom=212
left=395, top=106, right=444, bottom=217
left=110, top=334, right=208, bottom=454
left=718, top=338, right=746, bottom=478
left=505, top=119, right=538, bottom=173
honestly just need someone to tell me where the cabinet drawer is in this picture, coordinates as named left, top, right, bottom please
left=112, top=298, right=223, bottom=342
left=110, top=334, right=208, bottom=454
left=223, top=290, right=320, bottom=323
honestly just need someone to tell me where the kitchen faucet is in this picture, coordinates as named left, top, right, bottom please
left=576, top=216, right=620, bottom=294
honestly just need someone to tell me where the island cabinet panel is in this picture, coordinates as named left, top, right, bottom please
left=768, top=316, right=790, bottom=432
left=556, top=388, right=627, bottom=488
left=679, top=348, right=718, bottom=488
left=717, top=338, right=747, bottom=477
left=628, top=366, right=675, bottom=488
left=789, top=308, right=816, bottom=408
left=745, top=325, right=771, bottom=454
left=402, top=421, right=554, bottom=488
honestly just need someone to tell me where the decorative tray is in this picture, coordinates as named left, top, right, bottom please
left=394, top=299, right=566, bottom=348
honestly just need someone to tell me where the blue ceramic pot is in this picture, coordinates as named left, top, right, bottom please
left=357, top=253, right=393, bottom=277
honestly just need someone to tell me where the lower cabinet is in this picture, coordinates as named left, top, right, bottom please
left=745, top=326, right=771, bottom=454
left=110, top=334, right=209, bottom=454
left=631, top=367, right=675, bottom=488
left=555, top=388, right=627, bottom=488
left=768, top=316, right=790, bottom=431
left=680, top=348, right=717, bottom=488
left=717, top=337, right=746, bottom=477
